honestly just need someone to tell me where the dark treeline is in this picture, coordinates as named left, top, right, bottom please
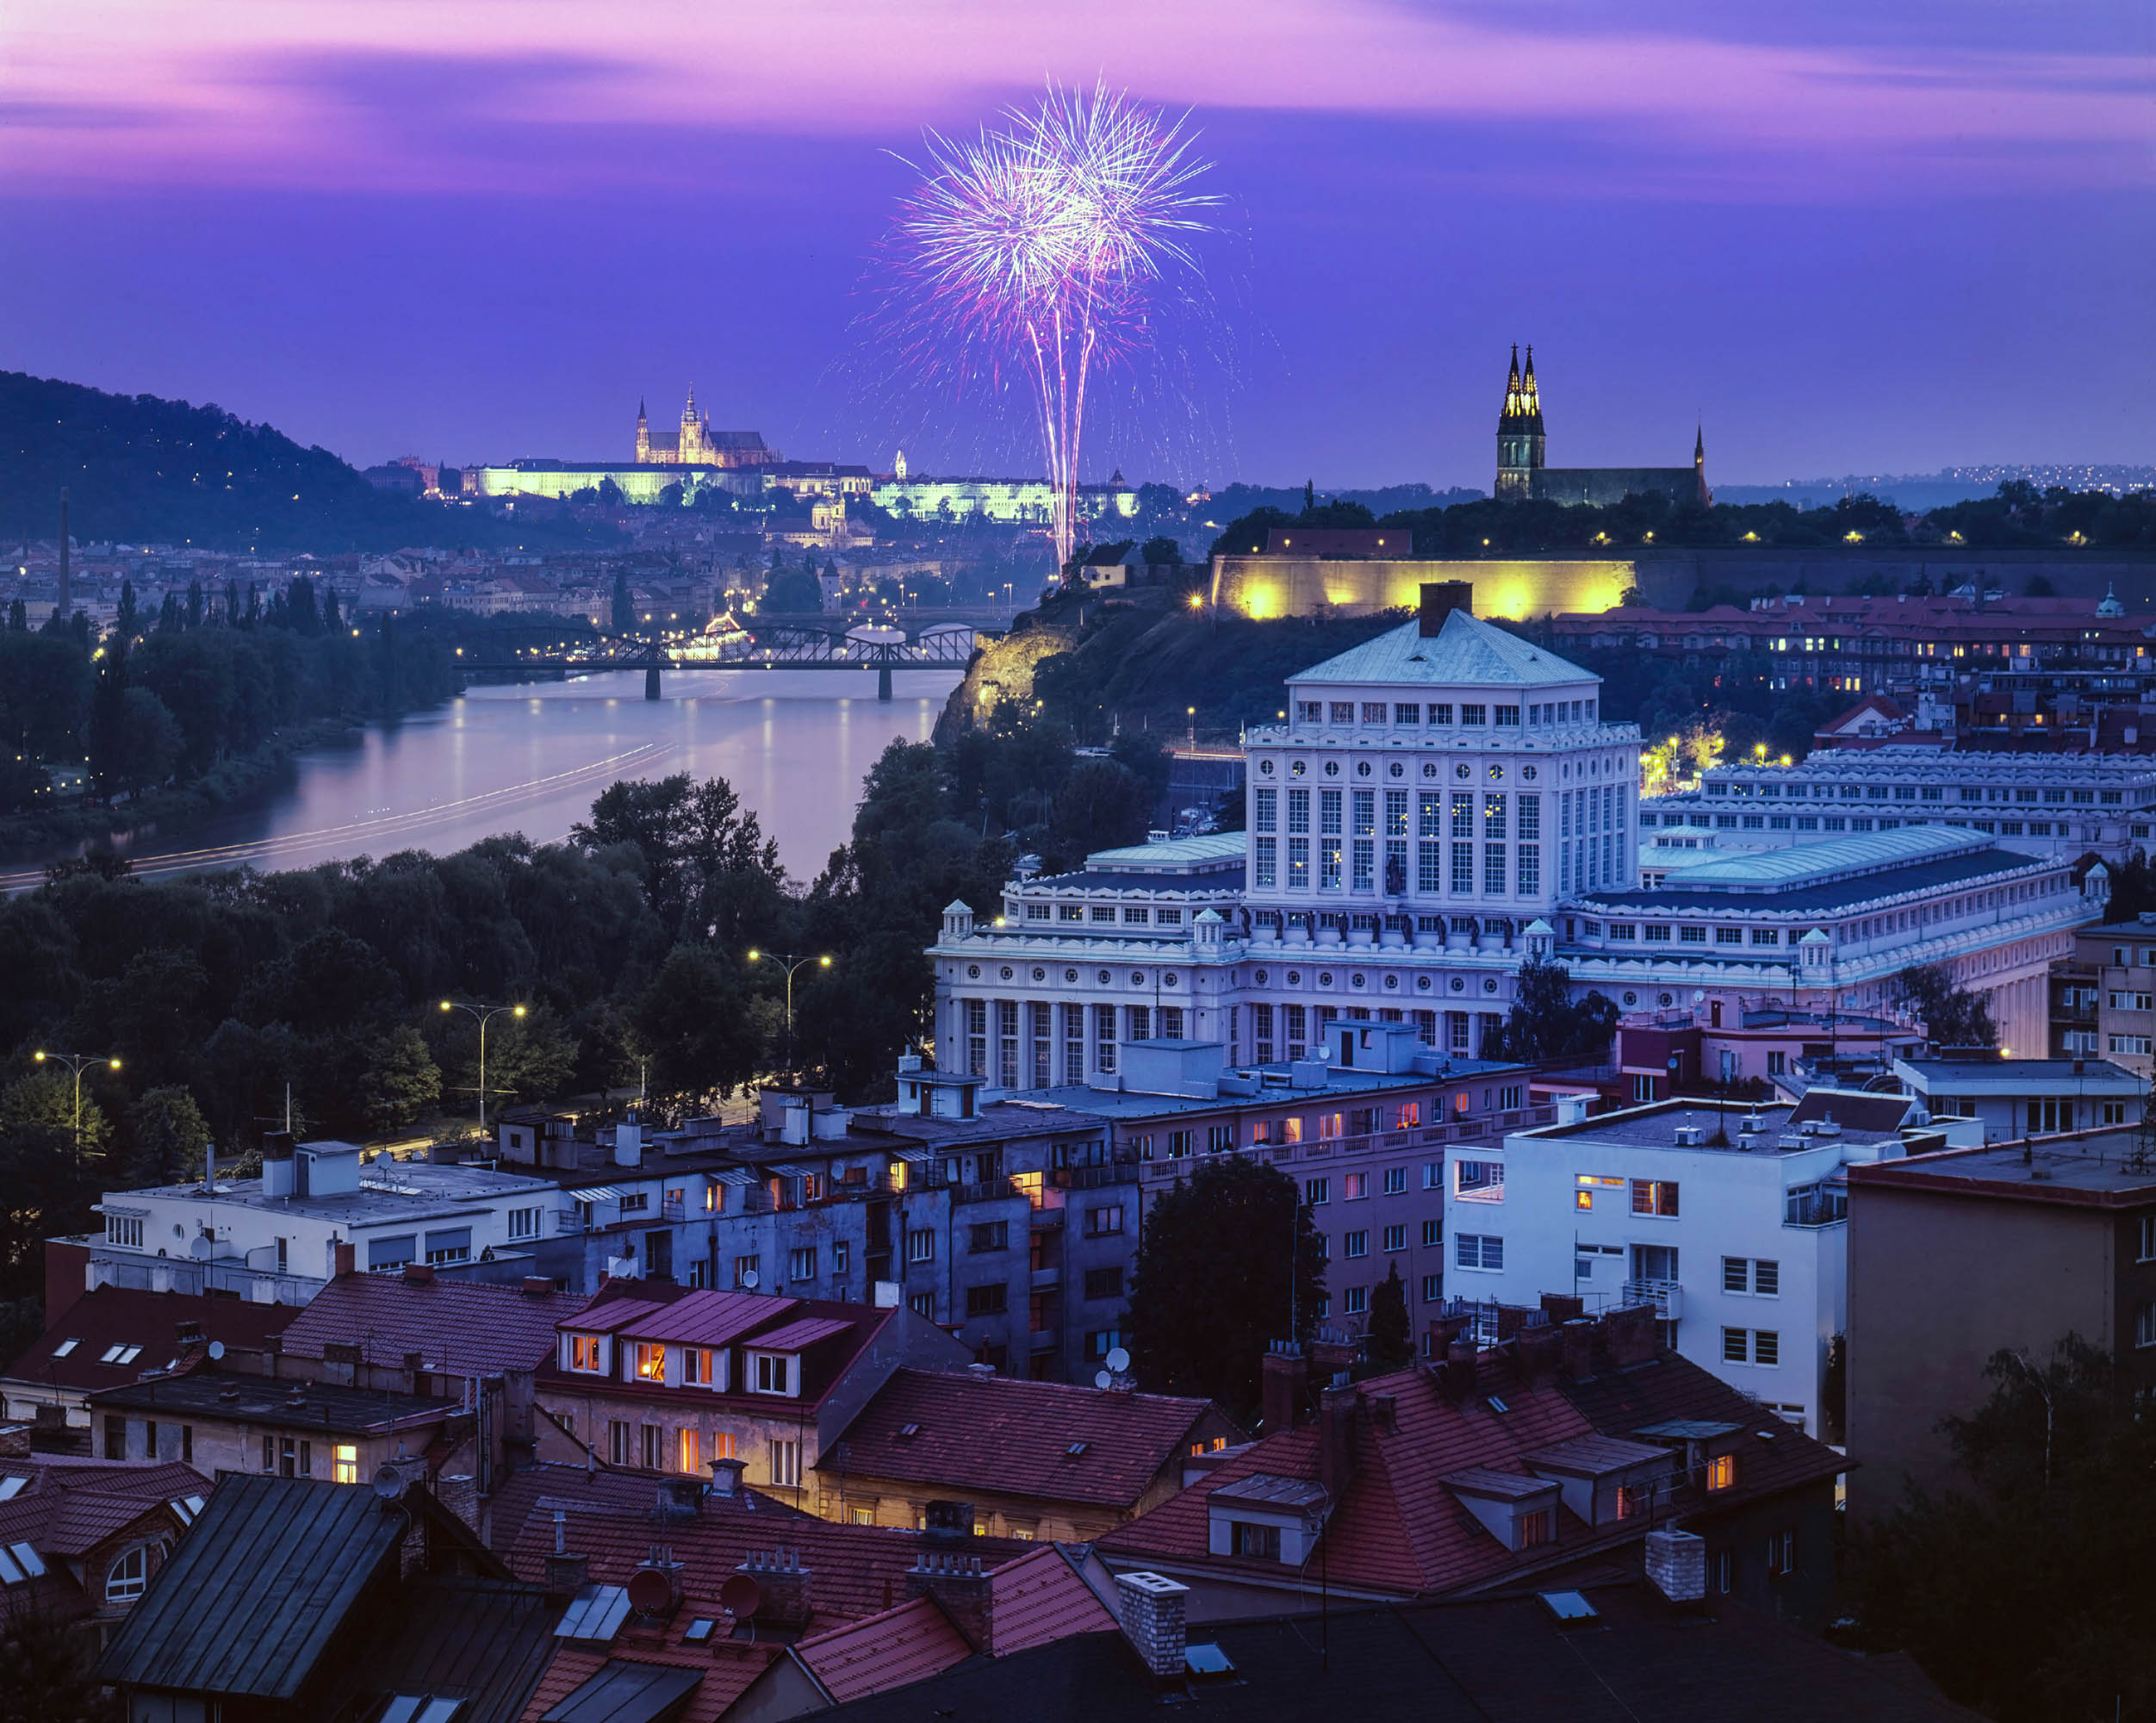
left=0, top=575, right=464, bottom=819
left=0, top=718, right=1161, bottom=1348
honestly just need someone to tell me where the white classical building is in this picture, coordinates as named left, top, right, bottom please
left=929, top=589, right=2102, bottom=1079
left=1642, top=747, right=2156, bottom=867
left=1447, top=1096, right=1923, bottom=1440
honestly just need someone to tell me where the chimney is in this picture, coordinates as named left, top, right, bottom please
left=1516, top=1325, right=1562, bottom=1389
left=1645, top=1528, right=1707, bottom=1608
left=332, top=1241, right=356, bottom=1278
left=1417, top=580, right=1473, bottom=637
left=522, top=1276, right=554, bottom=1297
left=1115, top=1571, right=1190, bottom=1682
left=1605, top=1304, right=1659, bottom=1368
left=905, top=1551, right=993, bottom=1651
left=261, top=1131, right=295, bottom=1199
left=544, top=1513, right=589, bottom=1597
left=1260, top=1341, right=1307, bottom=1434
left=1557, top=1317, right=1597, bottom=1383
left=321, top=1340, right=363, bottom=1385
left=738, top=1548, right=813, bottom=1628
left=1368, top=1393, right=1397, bottom=1434
left=1494, top=1304, right=1532, bottom=1343
left=655, top=1477, right=705, bottom=1523
left=401, top=1263, right=435, bottom=1286
left=1426, top=1312, right=1468, bottom=1355
left=1317, top=1384, right=1358, bottom=1499
left=1538, top=1292, right=1585, bottom=1326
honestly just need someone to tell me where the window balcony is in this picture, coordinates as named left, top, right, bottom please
left=1068, top=1162, right=1140, bottom=1191
left=1620, top=1278, right=1683, bottom=1320
left=955, top=1176, right=1016, bottom=1206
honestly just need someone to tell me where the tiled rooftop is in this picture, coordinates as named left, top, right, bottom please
left=276, top=1271, right=588, bottom=1378
left=1, top=1285, right=297, bottom=1395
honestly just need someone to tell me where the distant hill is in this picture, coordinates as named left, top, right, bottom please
left=0, top=371, right=609, bottom=554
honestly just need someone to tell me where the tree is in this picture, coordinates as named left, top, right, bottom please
left=1850, top=1335, right=2156, bottom=1720
left=1366, top=1262, right=1412, bottom=1372
left=0, top=1589, right=120, bottom=1723
left=1139, top=534, right=1183, bottom=566
left=1050, top=759, right=1152, bottom=862
left=361, top=1026, right=440, bottom=1134
left=1125, top=1157, right=1327, bottom=1422
left=1483, top=957, right=1619, bottom=1062
left=1893, top=961, right=1997, bottom=1050
left=121, top=1085, right=209, bottom=1187
left=763, top=564, right=823, bottom=613
left=630, top=943, right=772, bottom=1104
left=611, top=570, right=635, bottom=632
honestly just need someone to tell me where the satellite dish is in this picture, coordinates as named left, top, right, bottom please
left=1105, top=1347, right=1130, bottom=1373
left=1692, top=990, right=1706, bottom=1005
left=742, top=1269, right=761, bottom=1291
left=626, top=1568, right=674, bottom=1614
left=206, top=1340, right=225, bottom=1360
left=1094, top=1370, right=1113, bottom=1390
left=719, top=1573, right=761, bottom=1619
left=370, top=1464, right=407, bottom=1502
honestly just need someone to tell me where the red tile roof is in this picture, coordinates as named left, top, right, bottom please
left=0, top=1455, right=203, bottom=1628
left=1101, top=1347, right=1845, bottom=1600
left=477, top=1461, right=808, bottom=1558
left=749, top=1316, right=856, bottom=1353
left=278, top=1272, right=589, bottom=1378
left=596, top=1291, right=794, bottom=1348
left=825, top=1370, right=1229, bottom=1511
left=984, top=1545, right=1117, bottom=1654
left=517, top=1639, right=779, bottom=1723
left=1, top=1286, right=296, bottom=1396
left=798, top=1595, right=973, bottom=1702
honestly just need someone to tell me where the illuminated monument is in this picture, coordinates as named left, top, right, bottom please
left=633, top=389, right=780, bottom=470
left=1496, top=345, right=1707, bottom=507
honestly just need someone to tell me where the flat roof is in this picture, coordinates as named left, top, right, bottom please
left=1580, top=843, right=2035, bottom=915
left=1896, top=1058, right=2144, bottom=1092
left=111, top=1160, right=555, bottom=1228
left=1523, top=1101, right=1904, bottom=1153
left=89, top=1371, right=459, bottom=1432
left=1083, top=832, right=1248, bottom=872
left=1010, top=1058, right=1522, bottom=1119
left=1850, top=1133, right=2156, bottom=1205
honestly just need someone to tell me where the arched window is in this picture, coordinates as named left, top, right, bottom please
left=106, top=1545, right=150, bottom=1602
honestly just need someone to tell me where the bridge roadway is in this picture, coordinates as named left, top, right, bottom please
left=462, top=615, right=987, bottom=701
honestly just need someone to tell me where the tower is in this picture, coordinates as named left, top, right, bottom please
left=634, top=399, right=650, bottom=464
left=1693, top=422, right=1709, bottom=506
left=679, top=389, right=701, bottom=466
left=1495, top=345, right=1545, bottom=501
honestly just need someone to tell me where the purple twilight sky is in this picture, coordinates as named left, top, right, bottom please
left=1, top=0, right=2150, bottom=490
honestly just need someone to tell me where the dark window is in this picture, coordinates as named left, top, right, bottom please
left=965, top=1283, right=1009, bottom=1316
left=1231, top=1521, right=1282, bottom=1559
left=104, top=1416, right=126, bottom=1461
left=969, top=1221, right=1009, bottom=1253
left=1084, top=1266, right=1125, bottom=1301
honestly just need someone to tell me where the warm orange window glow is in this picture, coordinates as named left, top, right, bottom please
left=635, top=1344, right=666, bottom=1381
left=1706, top=1454, right=1736, bottom=1491
left=1396, top=1102, right=1421, bottom=1129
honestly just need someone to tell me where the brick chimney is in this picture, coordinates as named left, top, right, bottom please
left=739, top=1548, right=813, bottom=1628
left=1317, top=1384, right=1358, bottom=1499
left=1516, top=1325, right=1562, bottom=1389
left=1260, top=1341, right=1307, bottom=1434
left=1645, top=1528, right=1707, bottom=1608
left=1557, top=1317, right=1598, bottom=1383
left=905, top=1551, right=993, bottom=1651
left=709, top=1457, right=748, bottom=1500
left=332, top=1241, right=356, bottom=1278
left=1538, top=1292, right=1585, bottom=1326
left=544, top=1511, right=588, bottom=1598
left=1426, top=1311, right=1468, bottom=1354
left=1114, top=1571, right=1190, bottom=1682
left=1418, top=581, right=1474, bottom=637
left=1606, top=1304, right=1659, bottom=1368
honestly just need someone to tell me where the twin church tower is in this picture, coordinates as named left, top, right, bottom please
left=1495, top=345, right=1707, bottom=508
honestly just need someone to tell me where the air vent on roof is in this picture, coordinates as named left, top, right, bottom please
left=1672, top=1126, right=1703, bottom=1148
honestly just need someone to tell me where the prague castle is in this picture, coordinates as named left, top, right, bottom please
left=633, top=389, right=780, bottom=470
left=1496, top=346, right=1708, bottom=507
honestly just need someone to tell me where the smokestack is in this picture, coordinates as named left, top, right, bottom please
left=1114, top=1571, right=1190, bottom=1682
left=1418, top=581, right=1473, bottom=637
left=1260, top=1341, right=1307, bottom=1434
left=56, top=488, right=70, bottom=620
left=1317, top=1384, right=1358, bottom=1498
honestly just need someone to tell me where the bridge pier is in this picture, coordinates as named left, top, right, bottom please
left=644, top=663, right=662, bottom=701
left=878, top=663, right=893, bottom=702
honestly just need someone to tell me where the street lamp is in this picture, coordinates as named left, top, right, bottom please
left=438, top=1000, right=525, bottom=1137
left=748, top=950, right=831, bottom=1070
left=34, top=1050, right=120, bottom=1150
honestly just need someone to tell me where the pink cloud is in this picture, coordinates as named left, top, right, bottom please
left=3, top=0, right=2148, bottom=196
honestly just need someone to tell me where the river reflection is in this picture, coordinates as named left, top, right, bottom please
left=8, top=669, right=960, bottom=888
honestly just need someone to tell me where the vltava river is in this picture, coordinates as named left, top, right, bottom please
left=4, top=669, right=961, bottom=889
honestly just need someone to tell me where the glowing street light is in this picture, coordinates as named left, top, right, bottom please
left=748, top=952, right=831, bottom=1070
left=438, top=1000, right=525, bottom=1137
left=34, top=1049, right=120, bottom=1150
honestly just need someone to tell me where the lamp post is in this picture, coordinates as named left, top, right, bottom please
left=748, top=950, right=831, bottom=1071
left=33, top=1049, right=120, bottom=1149
left=438, top=1000, right=525, bottom=1138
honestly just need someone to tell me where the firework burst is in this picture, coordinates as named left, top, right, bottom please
left=888, top=84, right=1216, bottom=567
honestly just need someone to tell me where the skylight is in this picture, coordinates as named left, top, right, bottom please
left=0, top=1477, right=26, bottom=1501
left=897, top=1422, right=923, bottom=1440
left=683, top=1619, right=717, bottom=1644
left=99, top=1344, right=142, bottom=1365
left=1066, top=1440, right=1090, bottom=1458
left=1538, top=1590, right=1598, bottom=1623
left=51, top=1339, right=78, bottom=1358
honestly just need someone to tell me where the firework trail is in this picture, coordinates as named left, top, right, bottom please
left=888, top=84, right=1216, bottom=568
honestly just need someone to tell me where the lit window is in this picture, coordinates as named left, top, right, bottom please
left=1706, top=1453, right=1736, bottom=1491
left=634, top=1344, right=666, bottom=1381
left=569, top=1335, right=604, bottom=1372
left=332, top=1444, right=358, bottom=1484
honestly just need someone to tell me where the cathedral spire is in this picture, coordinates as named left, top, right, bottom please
left=1522, top=345, right=1539, bottom=411
left=1694, top=422, right=1705, bottom=464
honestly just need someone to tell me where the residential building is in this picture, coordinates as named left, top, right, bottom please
left=0, top=1284, right=295, bottom=1434
left=72, top=1135, right=567, bottom=1307
left=1443, top=1096, right=1926, bottom=1440
left=97, top=1474, right=553, bottom=1723
left=0, top=1453, right=207, bottom=1645
left=2052, top=914, right=2156, bottom=1075
left=799, top=1576, right=1981, bottom=1722
left=85, top=1365, right=463, bottom=1483
left=1889, top=1055, right=2144, bottom=1141
left=1845, top=1131, right=2156, bottom=1519
left=537, top=1282, right=972, bottom=1512
left=1615, top=1001, right=1929, bottom=1104
left=275, top=1258, right=591, bottom=1383
left=1097, top=1305, right=1848, bottom=1627
left=816, top=1368, right=1241, bottom=1540
left=1642, top=745, right=2156, bottom=865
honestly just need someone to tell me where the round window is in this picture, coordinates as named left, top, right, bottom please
left=1324, top=761, right=1340, bottom=777
left=1318, top=971, right=1334, bottom=987
left=966, top=964, right=980, bottom=980
left=1097, top=969, right=1111, bottom=985
left=1355, top=762, right=1371, bottom=777
left=1622, top=991, right=1638, bottom=1006
left=1255, top=970, right=1269, bottom=986
left=1487, top=763, right=1504, bottom=781
left=1521, top=765, right=1538, bottom=781
left=1291, top=760, right=1307, bottom=776
left=1130, top=971, right=1146, bottom=986
left=1032, top=967, right=1046, bottom=981
left=1482, top=978, right=1499, bottom=993
left=1164, top=973, right=1179, bottom=987
left=1065, top=968, right=1079, bottom=982
left=1658, top=992, right=1674, bottom=1006
left=1389, top=762, right=1405, bottom=778
left=1455, top=763, right=1471, bottom=780
left=1259, top=759, right=1276, bottom=775
left=1416, top=974, right=1432, bottom=992
left=1000, top=966, right=1014, bottom=980
left=1423, top=762, right=1439, bottom=778
left=1382, top=973, right=1399, bottom=991
left=1286, top=970, right=1302, bottom=986
left=1450, top=977, right=1464, bottom=992
left=1350, top=972, right=1365, bottom=989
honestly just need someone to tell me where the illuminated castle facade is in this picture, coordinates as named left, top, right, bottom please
left=1496, top=346, right=1708, bottom=508
left=633, top=389, right=780, bottom=470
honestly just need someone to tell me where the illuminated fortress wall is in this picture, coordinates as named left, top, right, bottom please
left=1208, top=557, right=1634, bottom=621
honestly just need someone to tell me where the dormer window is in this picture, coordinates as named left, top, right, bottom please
left=748, top=1352, right=794, bottom=1396
left=1706, top=1453, right=1737, bottom=1491
left=682, top=1347, right=720, bottom=1388
left=569, top=1335, right=605, bottom=1373
left=1232, top=1522, right=1281, bottom=1559
left=633, top=1344, right=666, bottom=1382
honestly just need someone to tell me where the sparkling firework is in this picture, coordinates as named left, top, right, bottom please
left=890, top=84, right=1215, bottom=567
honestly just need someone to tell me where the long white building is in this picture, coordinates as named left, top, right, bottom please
left=929, top=588, right=2100, bottom=1081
